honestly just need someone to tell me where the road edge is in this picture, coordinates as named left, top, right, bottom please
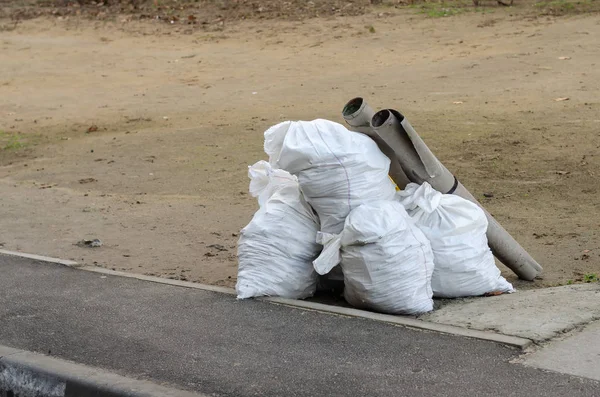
left=0, top=250, right=532, bottom=350
left=0, top=345, right=207, bottom=397
left=0, top=249, right=78, bottom=266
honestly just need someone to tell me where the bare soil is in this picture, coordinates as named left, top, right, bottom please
left=1, top=2, right=599, bottom=290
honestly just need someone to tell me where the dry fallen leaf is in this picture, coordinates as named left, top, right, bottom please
left=554, top=97, right=570, bottom=102
left=558, top=56, right=571, bottom=60
left=484, top=291, right=505, bottom=297
left=87, top=125, right=98, bottom=133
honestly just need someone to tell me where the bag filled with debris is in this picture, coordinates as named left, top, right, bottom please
left=263, top=119, right=397, bottom=234
left=236, top=161, right=321, bottom=299
left=313, top=200, right=434, bottom=315
left=397, top=182, right=514, bottom=298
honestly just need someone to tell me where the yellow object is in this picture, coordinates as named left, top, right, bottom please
left=389, top=175, right=400, bottom=191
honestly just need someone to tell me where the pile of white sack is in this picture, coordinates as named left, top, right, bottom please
left=236, top=119, right=514, bottom=315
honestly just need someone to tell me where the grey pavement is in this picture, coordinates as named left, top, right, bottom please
left=423, top=284, right=600, bottom=342
left=1, top=254, right=599, bottom=397
left=523, top=321, right=600, bottom=382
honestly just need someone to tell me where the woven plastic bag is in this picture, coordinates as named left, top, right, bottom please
left=397, top=182, right=514, bottom=298
left=236, top=161, right=321, bottom=299
left=264, top=119, right=396, bottom=234
left=313, top=201, right=434, bottom=315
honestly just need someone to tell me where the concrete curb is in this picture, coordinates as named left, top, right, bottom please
left=263, top=297, right=532, bottom=349
left=0, top=250, right=532, bottom=350
left=0, top=249, right=78, bottom=266
left=80, top=266, right=237, bottom=295
left=0, top=345, right=207, bottom=397
left=78, top=267, right=532, bottom=348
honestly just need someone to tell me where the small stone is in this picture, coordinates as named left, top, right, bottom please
left=208, top=244, right=228, bottom=252
left=76, top=239, right=103, bottom=248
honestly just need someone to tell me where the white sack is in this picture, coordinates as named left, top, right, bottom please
left=313, top=201, right=434, bottom=315
left=264, top=119, right=396, bottom=234
left=397, top=182, right=514, bottom=298
left=236, top=161, right=320, bottom=299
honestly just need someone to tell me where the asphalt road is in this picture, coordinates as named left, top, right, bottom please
left=1, top=254, right=598, bottom=397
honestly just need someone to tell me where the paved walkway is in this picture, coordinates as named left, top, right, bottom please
left=1, top=254, right=598, bottom=396
left=423, top=283, right=600, bottom=342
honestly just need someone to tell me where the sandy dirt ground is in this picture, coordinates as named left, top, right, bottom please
left=1, top=5, right=599, bottom=289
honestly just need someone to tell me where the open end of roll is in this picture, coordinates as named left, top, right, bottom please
left=371, top=109, right=391, bottom=128
left=342, top=97, right=364, bottom=118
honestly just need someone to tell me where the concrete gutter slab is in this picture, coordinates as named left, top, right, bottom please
left=422, top=284, right=600, bottom=342
left=522, top=320, right=600, bottom=381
